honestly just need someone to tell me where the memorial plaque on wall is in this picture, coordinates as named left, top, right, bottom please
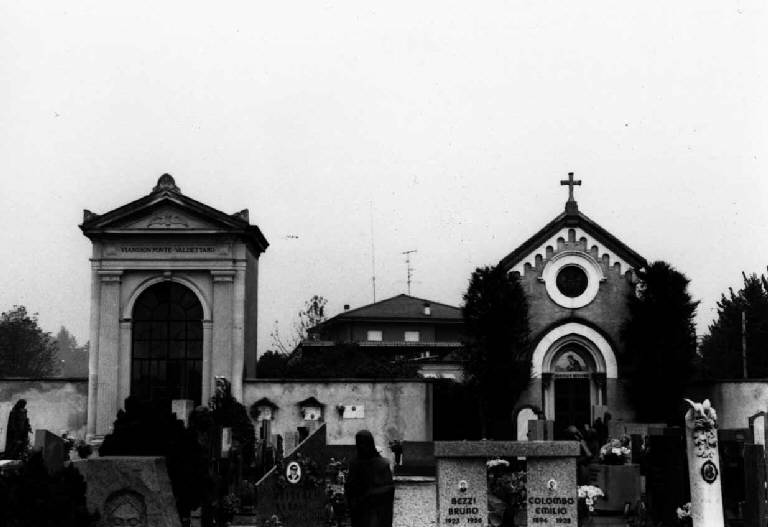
left=526, top=458, right=578, bottom=527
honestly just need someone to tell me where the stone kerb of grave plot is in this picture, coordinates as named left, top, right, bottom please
left=435, top=441, right=580, bottom=527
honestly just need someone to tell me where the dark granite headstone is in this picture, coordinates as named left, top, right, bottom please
left=645, top=433, right=689, bottom=526
left=33, top=429, right=65, bottom=475
left=743, top=444, right=768, bottom=527
left=73, top=456, right=181, bottom=527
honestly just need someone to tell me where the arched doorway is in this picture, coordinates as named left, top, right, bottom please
left=550, top=344, right=595, bottom=438
left=131, top=281, right=203, bottom=405
left=532, top=322, right=617, bottom=438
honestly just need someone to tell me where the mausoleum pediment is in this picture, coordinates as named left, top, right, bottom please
left=80, top=174, right=268, bottom=252
left=109, top=204, right=225, bottom=231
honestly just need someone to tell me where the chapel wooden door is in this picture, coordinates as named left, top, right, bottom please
left=554, top=377, right=591, bottom=438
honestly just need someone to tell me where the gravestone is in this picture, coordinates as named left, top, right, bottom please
left=528, top=420, right=555, bottom=441
left=749, top=411, right=767, bottom=447
left=171, top=399, right=194, bottom=427
left=33, top=429, right=65, bottom=475
left=645, top=432, right=689, bottom=525
left=73, top=456, right=181, bottom=527
left=743, top=444, right=768, bottom=527
left=435, top=441, right=580, bottom=527
left=684, top=399, right=724, bottom=527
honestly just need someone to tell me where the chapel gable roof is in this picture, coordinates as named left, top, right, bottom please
left=498, top=202, right=647, bottom=274
left=79, top=174, right=268, bottom=253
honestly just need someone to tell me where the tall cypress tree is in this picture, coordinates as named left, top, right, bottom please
left=700, top=272, right=768, bottom=378
left=462, top=265, right=531, bottom=438
left=621, top=261, right=699, bottom=424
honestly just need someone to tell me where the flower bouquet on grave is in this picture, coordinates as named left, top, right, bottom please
left=598, top=438, right=631, bottom=465
left=487, top=458, right=527, bottom=526
left=676, top=502, right=692, bottom=527
left=578, top=485, right=604, bottom=526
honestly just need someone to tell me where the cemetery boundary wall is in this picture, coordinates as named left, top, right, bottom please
left=244, top=379, right=433, bottom=450
left=0, top=378, right=88, bottom=451
left=692, top=380, right=768, bottom=430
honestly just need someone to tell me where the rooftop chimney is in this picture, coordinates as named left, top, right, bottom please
left=423, top=302, right=431, bottom=316
left=344, top=304, right=350, bottom=311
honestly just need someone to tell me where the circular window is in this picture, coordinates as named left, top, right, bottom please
left=541, top=252, right=604, bottom=309
left=556, top=265, right=588, bottom=298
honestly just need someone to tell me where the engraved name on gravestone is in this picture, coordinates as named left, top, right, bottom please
left=526, top=457, right=578, bottom=527
left=438, top=458, right=486, bottom=526
left=435, top=442, right=579, bottom=527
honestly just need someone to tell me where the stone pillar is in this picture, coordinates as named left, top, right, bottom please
left=684, top=399, right=724, bottom=527
left=86, top=267, right=101, bottom=440
left=231, top=268, right=246, bottom=401
left=118, top=320, right=132, bottom=410
left=201, top=319, right=213, bottom=404
left=95, top=270, right=122, bottom=437
left=211, top=270, right=235, bottom=398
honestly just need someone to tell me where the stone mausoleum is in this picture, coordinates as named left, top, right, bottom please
left=80, top=174, right=268, bottom=440
left=500, top=174, right=647, bottom=438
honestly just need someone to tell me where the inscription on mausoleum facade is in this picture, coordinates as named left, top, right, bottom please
left=119, top=246, right=216, bottom=254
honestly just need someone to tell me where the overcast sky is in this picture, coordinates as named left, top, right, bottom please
left=1, top=1, right=766, bottom=354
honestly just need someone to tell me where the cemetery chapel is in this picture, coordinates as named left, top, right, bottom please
left=503, top=173, right=646, bottom=438
left=80, top=172, right=646, bottom=442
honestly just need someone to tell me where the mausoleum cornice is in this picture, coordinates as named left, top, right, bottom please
left=80, top=174, right=268, bottom=255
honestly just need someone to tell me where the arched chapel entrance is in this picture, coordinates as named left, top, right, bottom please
left=532, top=322, right=616, bottom=438
left=131, top=282, right=204, bottom=406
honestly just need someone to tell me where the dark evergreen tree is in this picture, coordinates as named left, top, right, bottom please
left=0, top=306, right=58, bottom=377
left=0, top=452, right=97, bottom=527
left=700, top=271, right=768, bottom=378
left=285, top=343, right=419, bottom=379
left=54, top=326, right=89, bottom=378
left=461, top=265, right=531, bottom=439
left=621, top=261, right=699, bottom=424
left=255, top=350, right=290, bottom=377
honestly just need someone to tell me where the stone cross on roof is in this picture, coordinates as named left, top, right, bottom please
left=560, top=172, right=581, bottom=202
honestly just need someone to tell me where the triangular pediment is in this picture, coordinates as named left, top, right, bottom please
left=110, top=203, right=227, bottom=230
left=80, top=174, right=268, bottom=253
left=499, top=207, right=647, bottom=275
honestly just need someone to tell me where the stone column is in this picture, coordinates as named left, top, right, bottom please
left=95, top=271, right=122, bottom=437
left=201, top=319, right=213, bottom=404
left=231, top=268, right=246, bottom=402
left=118, top=320, right=132, bottom=409
left=684, top=399, right=724, bottom=527
left=86, top=266, right=101, bottom=441
left=211, top=270, right=235, bottom=398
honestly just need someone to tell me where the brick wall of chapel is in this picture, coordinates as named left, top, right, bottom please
left=514, top=239, right=636, bottom=359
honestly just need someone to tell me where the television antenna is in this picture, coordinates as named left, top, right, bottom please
left=402, top=250, right=417, bottom=295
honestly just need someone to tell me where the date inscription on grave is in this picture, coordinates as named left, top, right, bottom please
left=443, top=496, right=484, bottom=525
left=527, top=495, right=576, bottom=525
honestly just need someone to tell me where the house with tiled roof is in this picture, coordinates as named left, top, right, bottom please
left=302, top=294, right=466, bottom=379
